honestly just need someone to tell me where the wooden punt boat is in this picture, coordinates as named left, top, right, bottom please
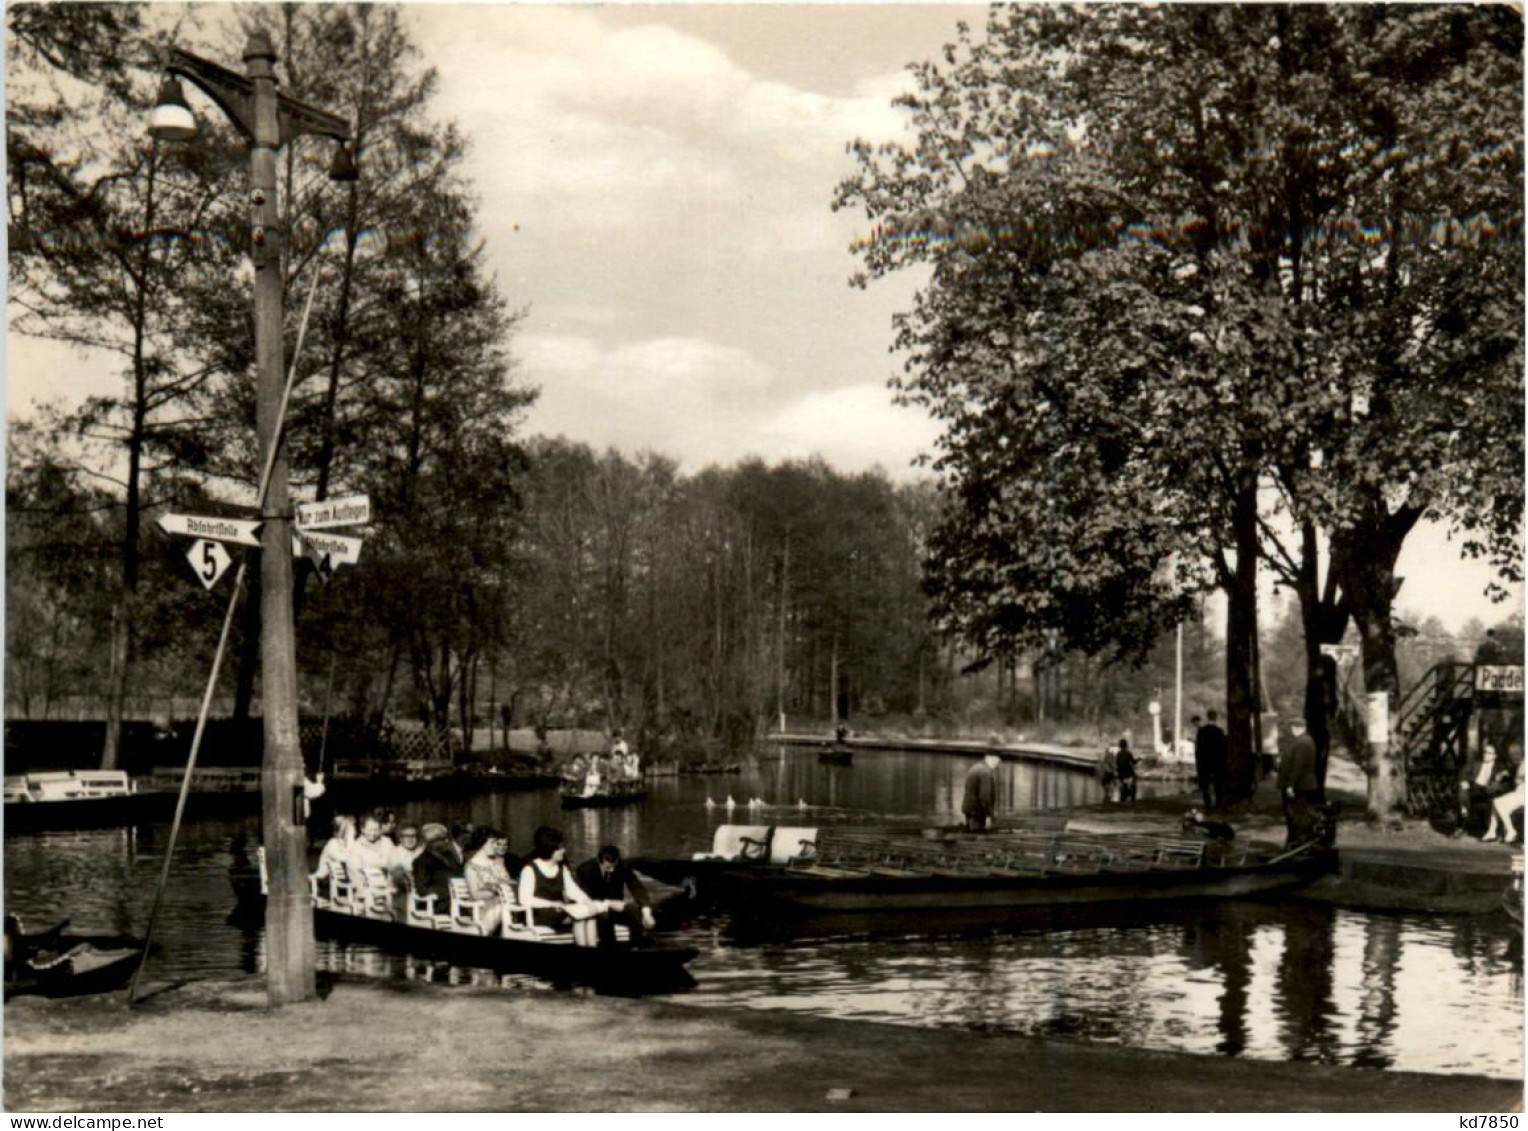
left=227, top=864, right=695, bottom=991
left=560, top=788, right=648, bottom=809
left=4, top=918, right=145, bottom=999
left=4, top=770, right=260, bottom=831
left=636, top=823, right=1335, bottom=920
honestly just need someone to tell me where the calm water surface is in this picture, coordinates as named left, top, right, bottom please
left=5, top=745, right=1521, bottom=1079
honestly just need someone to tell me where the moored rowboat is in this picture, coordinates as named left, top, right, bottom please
left=4, top=917, right=146, bottom=999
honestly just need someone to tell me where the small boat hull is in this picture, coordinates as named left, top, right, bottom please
left=4, top=790, right=260, bottom=832
left=817, top=745, right=854, bottom=766
left=5, top=935, right=145, bottom=999
left=560, top=789, right=648, bottom=809
left=710, top=851, right=1335, bottom=916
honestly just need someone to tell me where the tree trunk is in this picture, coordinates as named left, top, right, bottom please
left=1223, top=475, right=1259, bottom=803
left=1294, top=520, right=1348, bottom=798
left=1332, top=505, right=1418, bottom=818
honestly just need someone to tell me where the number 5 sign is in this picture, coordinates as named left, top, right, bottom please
left=186, top=538, right=232, bottom=591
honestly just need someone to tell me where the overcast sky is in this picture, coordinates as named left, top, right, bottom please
left=4, top=2, right=1519, bottom=634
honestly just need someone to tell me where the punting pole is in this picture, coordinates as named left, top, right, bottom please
left=126, top=269, right=324, bottom=1006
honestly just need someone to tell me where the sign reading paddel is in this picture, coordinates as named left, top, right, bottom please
left=158, top=513, right=263, bottom=547
left=296, top=494, right=370, bottom=529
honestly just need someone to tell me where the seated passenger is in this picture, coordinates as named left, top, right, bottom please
left=391, top=824, right=424, bottom=878
left=312, top=814, right=356, bottom=895
left=517, top=826, right=596, bottom=939
left=574, top=845, right=656, bottom=947
left=349, top=814, right=396, bottom=876
left=464, top=826, right=517, bottom=934
left=563, top=754, right=588, bottom=789
left=412, top=822, right=465, bottom=911
left=583, top=753, right=606, bottom=797
left=371, top=808, right=398, bottom=844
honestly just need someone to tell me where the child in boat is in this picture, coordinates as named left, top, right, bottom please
left=517, top=826, right=598, bottom=941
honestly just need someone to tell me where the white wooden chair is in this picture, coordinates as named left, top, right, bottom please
left=258, top=846, right=332, bottom=907
left=352, top=867, right=396, bottom=919
left=326, top=862, right=357, bottom=912
left=406, top=879, right=453, bottom=929
left=502, top=886, right=572, bottom=942
left=448, top=877, right=498, bottom=935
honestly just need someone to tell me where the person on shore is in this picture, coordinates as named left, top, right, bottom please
left=518, top=827, right=597, bottom=940
left=1279, top=718, right=1321, bottom=846
left=962, top=752, right=1001, bottom=831
left=1096, top=744, right=1118, bottom=803
left=1115, top=737, right=1138, bottom=803
left=1484, top=756, right=1524, bottom=845
left=412, top=823, right=466, bottom=911
left=574, top=845, right=656, bottom=947
left=1476, top=628, right=1505, bottom=666
left=464, top=826, right=518, bottom=934
left=1195, top=711, right=1228, bottom=811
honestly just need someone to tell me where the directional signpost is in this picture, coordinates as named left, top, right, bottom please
left=294, top=530, right=363, bottom=580
left=158, top=513, right=264, bottom=547
left=159, top=494, right=370, bottom=590
left=296, top=494, right=370, bottom=529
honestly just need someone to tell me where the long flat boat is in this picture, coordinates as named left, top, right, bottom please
left=4, top=770, right=260, bottom=831
left=636, top=823, right=1335, bottom=921
left=228, top=867, right=695, bottom=991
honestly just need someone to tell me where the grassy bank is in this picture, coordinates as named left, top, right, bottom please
left=4, top=977, right=1518, bottom=1113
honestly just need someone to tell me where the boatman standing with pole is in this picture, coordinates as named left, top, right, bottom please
left=962, top=751, right=1001, bottom=832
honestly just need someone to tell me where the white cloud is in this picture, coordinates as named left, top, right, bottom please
left=518, top=333, right=935, bottom=478
left=754, top=381, right=941, bottom=478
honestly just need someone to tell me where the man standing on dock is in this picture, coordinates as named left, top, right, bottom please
left=1194, top=711, right=1228, bottom=811
left=962, top=752, right=1001, bottom=831
left=1280, top=718, right=1321, bottom=846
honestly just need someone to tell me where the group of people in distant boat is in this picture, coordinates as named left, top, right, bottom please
left=310, top=809, right=654, bottom=946
left=560, top=730, right=644, bottom=797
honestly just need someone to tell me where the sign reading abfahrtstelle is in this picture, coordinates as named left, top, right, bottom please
left=292, top=530, right=363, bottom=567
left=157, top=513, right=263, bottom=547
left=296, top=494, right=370, bottom=529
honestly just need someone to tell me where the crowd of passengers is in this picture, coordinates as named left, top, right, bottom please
left=313, top=809, right=655, bottom=946
left=559, top=729, right=643, bottom=796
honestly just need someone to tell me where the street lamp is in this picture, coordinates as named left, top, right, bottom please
left=149, top=31, right=356, bottom=1007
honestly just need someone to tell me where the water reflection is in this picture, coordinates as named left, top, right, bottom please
left=4, top=745, right=1521, bottom=1079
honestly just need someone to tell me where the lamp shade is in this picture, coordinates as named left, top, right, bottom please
left=148, top=75, right=197, bottom=142
left=328, top=141, right=359, bottom=183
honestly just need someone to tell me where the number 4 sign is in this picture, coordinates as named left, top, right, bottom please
left=186, top=538, right=232, bottom=591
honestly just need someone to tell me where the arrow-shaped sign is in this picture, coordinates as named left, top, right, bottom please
left=158, top=513, right=263, bottom=547
left=296, top=494, right=371, bottom=530
left=292, top=530, right=363, bottom=567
